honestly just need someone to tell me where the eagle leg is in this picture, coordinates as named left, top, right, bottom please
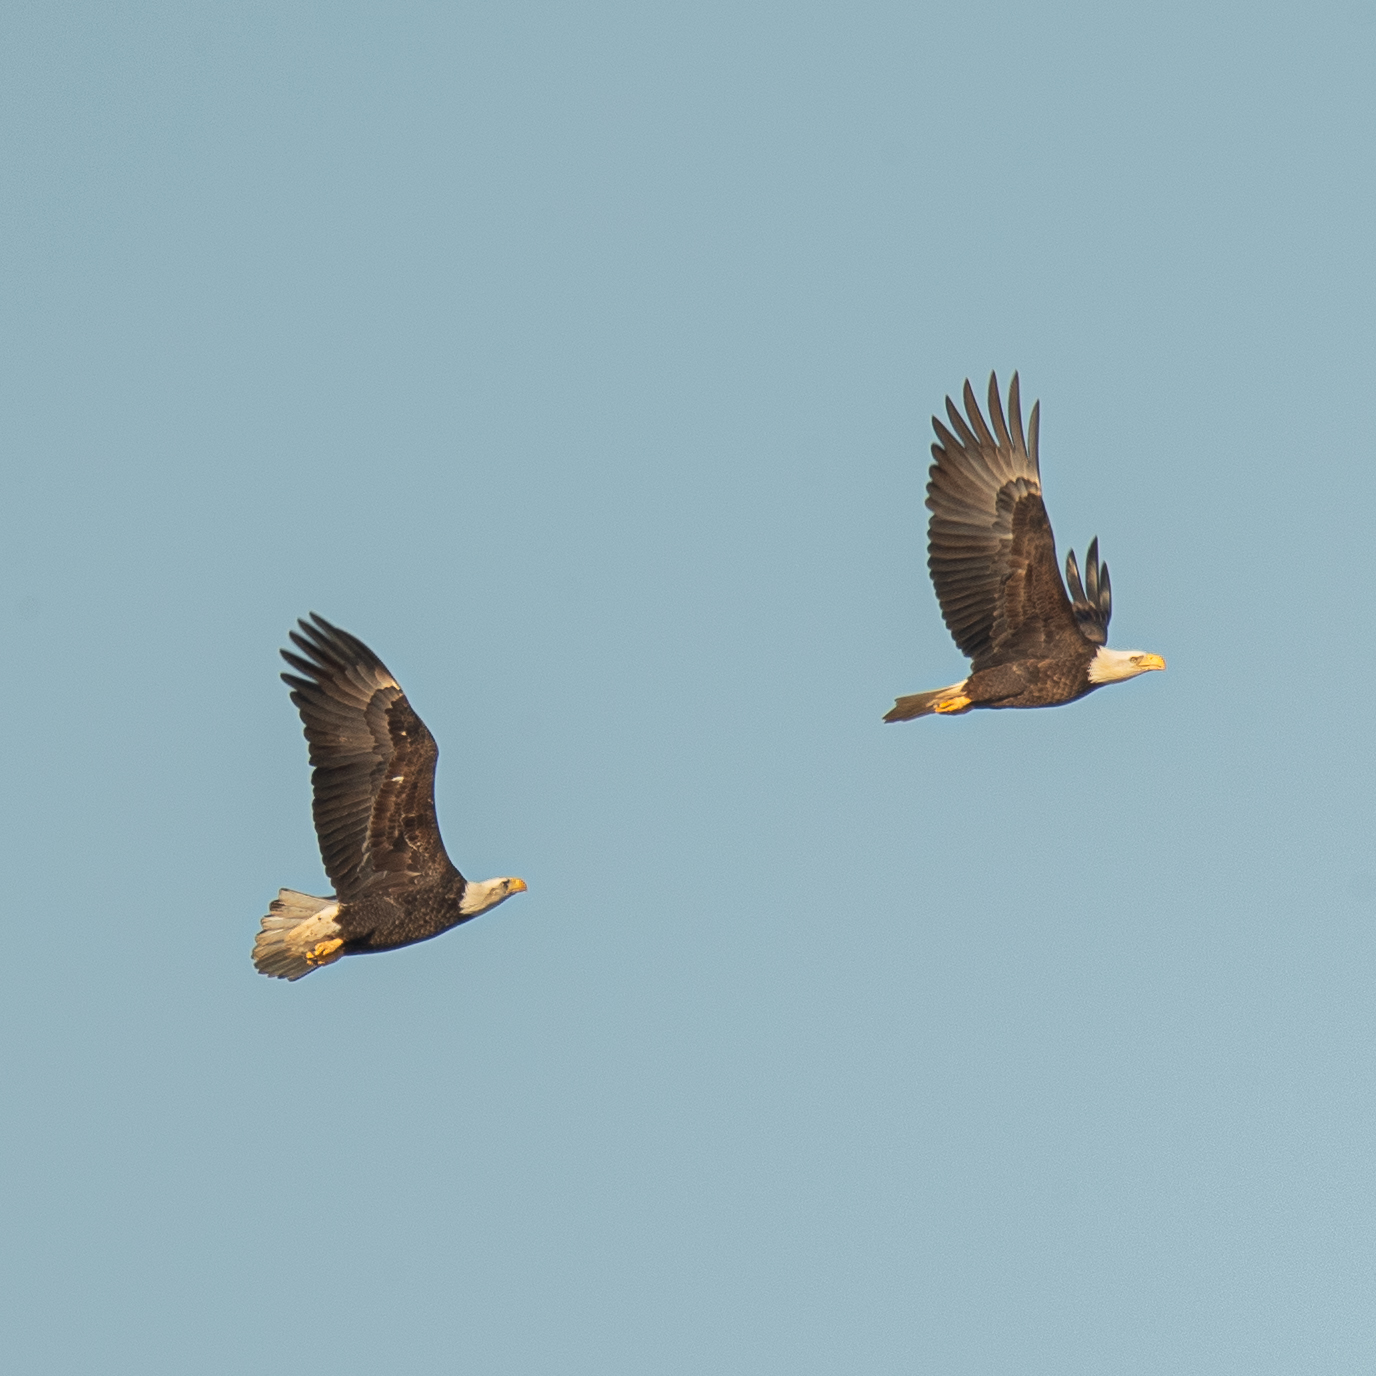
left=305, top=938, right=346, bottom=968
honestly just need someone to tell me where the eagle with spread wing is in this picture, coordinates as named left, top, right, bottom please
left=254, top=615, right=526, bottom=980
left=885, top=373, right=1164, bottom=721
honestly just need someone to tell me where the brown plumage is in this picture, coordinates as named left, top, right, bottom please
left=253, top=615, right=526, bottom=980
left=884, top=373, right=1164, bottom=721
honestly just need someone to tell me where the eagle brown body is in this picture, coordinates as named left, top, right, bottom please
left=253, top=616, right=526, bottom=980
left=885, top=373, right=1163, bottom=721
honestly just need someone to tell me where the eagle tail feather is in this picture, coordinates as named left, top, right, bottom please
left=883, top=681, right=969, bottom=722
left=253, top=889, right=342, bottom=981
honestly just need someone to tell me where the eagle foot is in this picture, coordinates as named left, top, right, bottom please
left=934, top=695, right=973, bottom=714
left=305, top=938, right=345, bottom=967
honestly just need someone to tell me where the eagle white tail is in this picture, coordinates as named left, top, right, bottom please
left=253, top=889, right=343, bottom=981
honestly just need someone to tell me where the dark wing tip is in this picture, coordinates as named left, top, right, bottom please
left=943, top=395, right=977, bottom=449
left=1007, top=373, right=1025, bottom=453
left=986, top=372, right=1011, bottom=450
left=283, top=615, right=336, bottom=667
left=281, top=613, right=394, bottom=684
left=1066, top=538, right=1112, bottom=643
left=296, top=613, right=348, bottom=659
left=1065, top=548, right=1085, bottom=603
left=962, top=379, right=995, bottom=447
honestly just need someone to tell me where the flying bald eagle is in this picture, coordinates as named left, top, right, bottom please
left=885, top=373, right=1164, bottom=721
left=253, top=615, right=527, bottom=980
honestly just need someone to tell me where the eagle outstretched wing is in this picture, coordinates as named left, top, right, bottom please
left=280, top=614, right=459, bottom=900
left=925, top=373, right=1091, bottom=670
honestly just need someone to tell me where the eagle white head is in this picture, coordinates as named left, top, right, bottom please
left=459, top=876, right=529, bottom=917
left=1087, top=647, right=1167, bottom=684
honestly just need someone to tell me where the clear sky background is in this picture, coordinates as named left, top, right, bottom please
left=2, top=3, right=1374, bottom=1372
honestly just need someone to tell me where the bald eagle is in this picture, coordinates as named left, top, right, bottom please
left=885, top=373, right=1164, bottom=721
left=253, top=615, right=527, bottom=980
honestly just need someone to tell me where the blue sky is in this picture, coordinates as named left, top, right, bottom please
left=2, top=3, right=1374, bottom=1372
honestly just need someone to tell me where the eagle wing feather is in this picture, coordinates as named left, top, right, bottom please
left=280, top=614, right=458, bottom=901
left=925, top=373, right=1092, bottom=671
left=1064, top=538, right=1112, bottom=645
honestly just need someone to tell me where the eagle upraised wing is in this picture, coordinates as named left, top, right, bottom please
left=925, top=373, right=1093, bottom=671
left=279, top=614, right=459, bottom=900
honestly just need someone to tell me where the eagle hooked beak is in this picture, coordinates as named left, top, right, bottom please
left=1135, top=654, right=1166, bottom=671
left=509, top=878, right=528, bottom=893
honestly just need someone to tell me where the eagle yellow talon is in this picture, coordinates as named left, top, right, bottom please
left=934, top=695, right=973, bottom=714
left=305, top=938, right=345, bottom=967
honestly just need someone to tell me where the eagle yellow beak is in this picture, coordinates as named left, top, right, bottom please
left=1140, top=654, right=1166, bottom=671
left=509, top=878, right=528, bottom=893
